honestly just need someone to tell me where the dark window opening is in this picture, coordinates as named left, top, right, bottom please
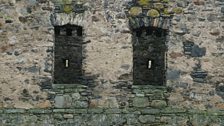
left=133, top=26, right=167, bottom=86
left=54, top=24, right=83, bottom=84
left=77, top=26, right=83, bottom=36
left=66, top=28, right=72, bottom=36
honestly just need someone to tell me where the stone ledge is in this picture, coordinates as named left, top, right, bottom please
left=4, top=109, right=26, bottom=114
left=132, top=85, right=167, bottom=90
left=52, top=84, right=88, bottom=89
left=0, top=108, right=224, bottom=116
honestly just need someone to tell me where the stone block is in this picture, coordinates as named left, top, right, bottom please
left=53, top=114, right=63, bottom=120
left=166, top=69, right=180, bottom=80
left=151, top=100, right=167, bottom=108
left=88, top=108, right=104, bottom=114
left=221, top=7, right=224, bottom=14
left=53, top=109, right=65, bottom=113
left=63, top=114, right=74, bottom=119
left=140, top=108, right=160, bottom=114
left=138, top=115, right=156, bottom=123
left=73, top=109, right=87, bottom=114
left=191, top=45, right=206, bottom=57
left=161, top=107, right=186, bottom=114
left=126, top=114, right=140, bottom=125
left=5, top=109, right=26, bottom=114
left=72, top=101, right=88, bottom=108
left=133, top=97, right=149, bottom=108
left=72, top=93, right=81, bottom=100
left=105, top=109, right=122, bottom=114
left=29, top=109, right=52, bottom=114
left=54, top=95, right=72, bottom=108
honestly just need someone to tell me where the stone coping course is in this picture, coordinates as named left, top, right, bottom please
left=1, top=108, right=224, bottom=116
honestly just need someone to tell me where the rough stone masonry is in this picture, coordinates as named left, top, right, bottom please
left=0, top=0, right=224, bottom=125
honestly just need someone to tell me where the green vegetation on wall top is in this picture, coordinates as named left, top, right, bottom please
left=128, top=0, right=183, bottom=17
left=52, top=0, right=85, bottom=14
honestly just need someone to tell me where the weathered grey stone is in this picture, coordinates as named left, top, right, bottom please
left=5, top=109, right=26, bottom=113
left=192, top=31, right=201, bottom=37
left=105, top=109, right=122, bottom=114
left=133, top=97, right=149, bottom=108
left=63, top=114, right=74, bottom=119
left=120, top=64, right=130, bottom=70
left=72, top=93, right=81, bottom=100
left=106, top=114, right=126, bottom=125
left=53, top=114, right=63, bottom=120
left=161, top=107, right=186, bottom=113
left=39, top=76, right=52, bottom=89
left=87, top=114, right=107, bottom=126
left=221, top=7, right=224, bottom=14
left=26, top=66, right=39, bottom=73
left=54, top=96, right=64, bottom=108
left=53, top=109, right=65, bottom=113
left=207, top=14, right=218, bottom=22
left=29, top=109, right=52, bottom=114
left=73, top=101, right=88, bottom=108
left=191, top=45, right=206, bottom=57
left=138, top=115, right=156, bottom=123
left=167, top=69, right=180, bottom=80
left=126, top=114, right=140, bottom=125
left=54, top=95, right=72, bottom=108
left=191, top=115, right=210, bottom=126
left=140, top=108, right=160, bottom=114
left=151, top=100, right=167, bottom=108
left=88, top=109, right=104, bottom=114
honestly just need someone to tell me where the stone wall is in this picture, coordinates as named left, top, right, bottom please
left=0, top=0, right=224, bottom=125
left=167, top=0, right=224, bottom=110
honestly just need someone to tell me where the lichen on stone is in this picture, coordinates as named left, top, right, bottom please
left=161, top=8, right=171, bottom=17
left=147, top=9, right=160, bottom=17
left=129, top=7, right=142, bottom=16
left=162, top=0, right=169, bottom=3
left=172, top=7, right=183, bottom=14
left=137, top=0, right=150, bottom=6
left=154, top=3, right=164, bottom=10
left=63, top=4, right=73, bottom=14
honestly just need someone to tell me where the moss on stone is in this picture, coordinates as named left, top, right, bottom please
left=62, top=0, right=72, bottom=4
left=147, top=9, right=160, bottom=17
left=63, top=4, right=73, bottom=14
left=154, top=3, right=164, bottom=10
left=162, top=8, right=171, bottom=17
left=129, top=7, right=142, bottom=16
left=137, top=0, right=150, bottom=6
left=162, top=0, right=169, bottom=3
left=172, top=7, right=183, bottom=14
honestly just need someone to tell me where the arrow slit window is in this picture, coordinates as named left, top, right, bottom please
left=54, top=24, right=83, bottom=84
left=133, top=26, right=167, bottom=86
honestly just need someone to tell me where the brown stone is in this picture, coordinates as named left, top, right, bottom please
left=0, top=45, right=12, bottom=53
left=42, top=7, right=53, bottom=11
left=169, top=52, right=183, bottom=59
left=0, top=102, right=3, bottom=108
left=18, top=17, right=27, bottom=23
left=36, top=100, right=52, bottom=108
left=193, top=0, right=205, bottom=5
left=210, top=29, right=220, bottom=36
left=215, top=103, right=224, bottom=109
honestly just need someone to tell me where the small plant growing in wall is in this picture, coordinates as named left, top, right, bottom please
left=53, top=0, right=86, bottom=14
left=62, top=0, right=73, bottom=14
